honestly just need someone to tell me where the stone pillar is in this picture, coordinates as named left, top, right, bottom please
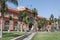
left=33, top=20, right=38, bottom=32
left=18, top=21, right=21, bottom=31
left=56, top=22, right=59, bottom=29
left=9, top=20, right=14, bottom=30
left=23, top=24, right=26, bottom=32
left=20, top=22, right=23, bottom=32
left=26, top=24, right=28, bottom=32
left=0, top=18, right=5, bottom=30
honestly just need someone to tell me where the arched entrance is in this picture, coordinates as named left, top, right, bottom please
left=29, top=24, right=32, bottom=30
left=29, top=23, right=33, bottom=31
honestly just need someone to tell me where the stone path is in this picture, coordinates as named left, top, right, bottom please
left=23, top=33, right=35, bottom=40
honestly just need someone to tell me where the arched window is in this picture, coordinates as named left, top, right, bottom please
left=5, top=20, right=10, bottom=30
left=5, top=21, right=10, bottom=25
left=14, top=21, right=18, bottom=30
left=14, top=21, right=18, bottom=27
left=30, top=17, right=33, bottom=21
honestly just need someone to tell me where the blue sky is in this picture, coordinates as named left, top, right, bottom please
left=6, top=0, right=60, bottom=18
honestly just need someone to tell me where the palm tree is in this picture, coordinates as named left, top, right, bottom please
left=50, top=14, right=54, bottom=23
left=46, top=20, right=51, bottom=25
left=58, top=16, right=60, bottom=29
left=8, top=15, right=12, bottom=32
left=32, top=8, right=38, bottom=16
left=0, top=0, right=18, bottom=38
left=40, top=18, right=46, bottom=31
left=32, top=8, right=38, bottom=32
left=54, top=18, right=58, bottom=22
left=49, top=14, right=55, bottom=31
left=36, top=17, right=44, bottom=31
left=9, top=15, right=12, bottom=20
left=42, top=18, right=46, bottom=25
left=54, top=18, right=58, bottom=27
left=24, top=16, right=30, bottom=31
left=35, top=17, right=41, bottom=31
left=25, top=16, right=34, bottom=31
left=54, top=18, right=58, bottom=30
left=18, top=11, right=28, bottom=32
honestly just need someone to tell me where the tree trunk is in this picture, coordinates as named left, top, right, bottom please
left=21, top=22, right=23, bottom=32
left=0, top=18, right=3, bottom=38
left=8, top=20, right=11, bottom=33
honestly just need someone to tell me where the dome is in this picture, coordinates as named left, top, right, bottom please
left=17, top=6, right=26, bottom=11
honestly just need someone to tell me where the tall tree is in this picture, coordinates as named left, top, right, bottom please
left=54, top=18, right=58, bottom=22
left=58, top=16, right=60, bottom=29
left=32, top=8, right=38, bottom=17
left=0, top=0, right=18, bottom=38
left=8, top=15, right=12, bottom=32
left=58, top=16, right=60, bottom=25
left=50, top=14, right=54, bottom=23
left=18, top=11, right=28, bottom=32
left=49, top=14, right=55, bottom=31
left=32, top=8, right=38, bottom=31
left=25, top=16, right=34, bottom=31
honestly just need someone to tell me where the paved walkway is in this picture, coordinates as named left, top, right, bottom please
left=23, top=33, right=35, bottom=40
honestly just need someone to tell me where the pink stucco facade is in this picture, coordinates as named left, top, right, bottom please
left=0, top=6, right=34, bottom=31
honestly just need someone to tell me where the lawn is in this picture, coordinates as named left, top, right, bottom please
left=31, top=32, right=60, bottom=40
left=0, top=31, right=25, bottom=40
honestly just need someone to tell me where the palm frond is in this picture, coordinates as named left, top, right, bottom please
left=32, top=8, right=38, bottom=15
left=0, top=0, right=4, bottom=3
left=8, top=0, right=18, bottom=6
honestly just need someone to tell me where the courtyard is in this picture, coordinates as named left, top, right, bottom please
left=31, top=31, right=60, bottom=40
left=0, top=0, right=60, bottom=40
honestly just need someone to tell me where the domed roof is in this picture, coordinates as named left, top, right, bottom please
left=17, top=6, right=26, bottom=11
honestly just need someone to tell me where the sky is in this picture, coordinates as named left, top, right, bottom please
left=6, top=0, right=60, bottom=18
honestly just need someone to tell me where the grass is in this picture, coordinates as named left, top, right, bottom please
left=31, top=32, right=60, bottom=40
left=0, top=31, right=25, bottom=40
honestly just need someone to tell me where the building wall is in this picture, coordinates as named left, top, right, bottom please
left=0, top=7, right=34, bottom=31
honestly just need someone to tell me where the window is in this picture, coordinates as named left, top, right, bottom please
left=30, top=17, right=33, bottom=22
left=5, top=21, right=10, bottom=30
left=5, top=21, right=10, bottom=25
left=14, top=21, right=18, bottom=30
left=14, top=21, right=18, bottom=27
